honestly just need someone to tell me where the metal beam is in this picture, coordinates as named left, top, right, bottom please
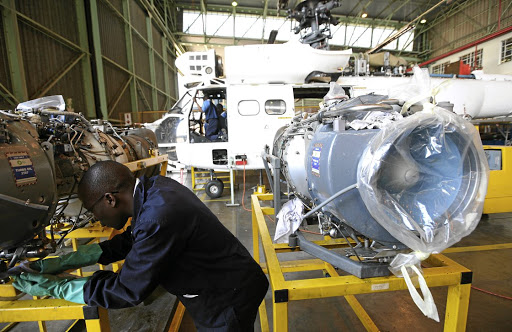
left=207, top=12, right=232, bottom=44
left=108, top=76, right=132, bottom=116
left=101, top=55, right=173, bottom=99
left=0, top=82, right=18, bottom=106
left=146, top=14, right=158, bottom=110
left=34, top=53, right=85, bottom=98
left=262, top=0, right=269, bottom=42
left=122, top=0, right=138, bottom=114
left=162, top=36, right=170, bottom=109
left=138, top=0, right=185, bottom=55
left=75, top=0, right=96, bottom=118
left=88, top=0, right=108, bottom=119
left=367, top=0, right=447, bottom=54
left=347, top=0, right=364, bottom=17
left=200, top=0, right=207, bottom=44
left=1, top=0, right=28, bottom=102
left=419, top=0, right=479, bottom=36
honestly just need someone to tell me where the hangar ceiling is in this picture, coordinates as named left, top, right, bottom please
left=167, top=0, right=475, bottom=58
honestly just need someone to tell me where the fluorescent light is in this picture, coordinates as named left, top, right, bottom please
left=420, top=18, right=427, bottom=24
left=361, top=12, right=368, bottom=18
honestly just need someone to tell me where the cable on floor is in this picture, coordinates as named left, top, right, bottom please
left=471, top=286, right=512, bottom=300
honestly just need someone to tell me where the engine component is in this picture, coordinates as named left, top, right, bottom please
left=272, top=93, right=489, bottom=277
left=0, top=96, right=158, bottom=272
left=288, top=0, right=340, bottom=49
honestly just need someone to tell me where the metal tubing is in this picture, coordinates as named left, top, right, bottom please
left=302, top=184, right=357, bottom=220
left=261, top=156, right=275, bottom=191
left=225, top=168, right=239, bottom=207
left=296, top=231, right=390, bottom=278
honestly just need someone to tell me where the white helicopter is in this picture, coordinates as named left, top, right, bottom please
left=144, top=42, right=353, bottom=198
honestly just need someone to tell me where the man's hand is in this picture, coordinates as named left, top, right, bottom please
left=13, top=273, right=90, bottom=304
left=7, top=243, right=103, bottom=275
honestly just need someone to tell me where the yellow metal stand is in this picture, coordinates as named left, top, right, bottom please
left=0, top=298, right=110, bottom=332
left=252, top=194, right=473, bottom=332
left=0, top=155, right=169, bottom=331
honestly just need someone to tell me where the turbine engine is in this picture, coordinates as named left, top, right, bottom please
left=0, top=96, right=158, bottom=276
left=272, top=93, right=489, bottom=277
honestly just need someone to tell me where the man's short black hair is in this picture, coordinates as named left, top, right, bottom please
left=78, top=160, right=135, bottom=206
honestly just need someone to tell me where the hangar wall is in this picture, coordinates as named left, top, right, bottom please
left=425, top=0, right=511, bottom=61
left=0, top=0, right=179, bottom=123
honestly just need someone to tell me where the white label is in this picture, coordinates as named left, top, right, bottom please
left=124, top=113, right=133, bottom=126
left=371, top=283, right=389, bottom=291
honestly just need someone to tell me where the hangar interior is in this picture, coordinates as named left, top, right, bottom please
left=0, top=0, right=511, bottom=331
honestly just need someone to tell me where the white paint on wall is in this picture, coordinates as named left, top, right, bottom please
left=429, top=31, right=512, bottom=75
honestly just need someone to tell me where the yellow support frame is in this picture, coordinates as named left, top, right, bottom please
left=0, top=299, right=110, bottom=331
left=0, top=155, right=169, bottom=331
left=251, top=194, right=472, bottom=332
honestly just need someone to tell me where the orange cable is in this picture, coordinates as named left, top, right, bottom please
left=471, top=286, right=512, bottom=300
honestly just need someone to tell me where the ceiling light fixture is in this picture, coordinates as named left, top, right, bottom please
left=232, top=1, right=238, bottom=6
left=420, top=18, right=427, bottom=24
left=361, top=12, right=368, bottom=18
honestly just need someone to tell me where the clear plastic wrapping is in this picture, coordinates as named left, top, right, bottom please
left=357, top=107, right=489, bottom=254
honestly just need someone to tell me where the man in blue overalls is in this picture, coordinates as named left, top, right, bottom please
left=195, top=95, right=219, bottom=141
left=12, top=161, right=269, bottom=331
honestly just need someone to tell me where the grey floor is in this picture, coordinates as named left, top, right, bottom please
left=2, top=170, right=511, bottom=331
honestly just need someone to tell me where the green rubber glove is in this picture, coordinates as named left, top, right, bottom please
left=13, top=273, right=90, bottom=304
left=32, top=243, right=103, bottom=274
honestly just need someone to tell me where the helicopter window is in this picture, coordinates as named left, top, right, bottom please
left=265, top=100, right=286, bottom=115
left=169, top=91, right=193, bottom=114
left=155, top=117, right=187, bottom=144
left=238, top=100, right=260, bottom=116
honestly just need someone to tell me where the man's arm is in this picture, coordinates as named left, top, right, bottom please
left=84, top=219, right=187, bottom=308
left=193, top=96, right=203, bottom=112
left=97, top=226, right=133, bottom=265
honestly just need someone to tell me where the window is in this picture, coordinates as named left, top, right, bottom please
left=431, top=62, right=449, bottom=74
left=460, top=49, right=482, bottom=69
left=238, top=100, right=260, bottom=116
left=265, top=100, right=286, bottom=115
left=501, top=37, right=512, bottom=64
left=485, top=149, right=502, bottom=171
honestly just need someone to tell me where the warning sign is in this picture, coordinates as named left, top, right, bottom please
left=6, top=152, right=37, bottom=186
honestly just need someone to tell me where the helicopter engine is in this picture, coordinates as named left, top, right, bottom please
left=272, top=93, right=489, bottom=277
left=0, top=96, right=158, bottom=276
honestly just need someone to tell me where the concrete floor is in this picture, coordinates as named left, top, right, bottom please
left=2, top=170, right=511, bottom=331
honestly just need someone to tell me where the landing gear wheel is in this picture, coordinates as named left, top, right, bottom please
left=205, top=179, right=224, bottom=199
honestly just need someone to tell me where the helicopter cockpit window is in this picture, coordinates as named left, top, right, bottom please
left=154, top=117, right=187, bottom=144
left=169, top=91, right=193, bottom=114
left=265, top=100, right=286, bottom=115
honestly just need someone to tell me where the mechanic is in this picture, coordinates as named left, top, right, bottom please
left=194, top=95, right=219, bottom=141
left=11, top=160, right=269, bottom=331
